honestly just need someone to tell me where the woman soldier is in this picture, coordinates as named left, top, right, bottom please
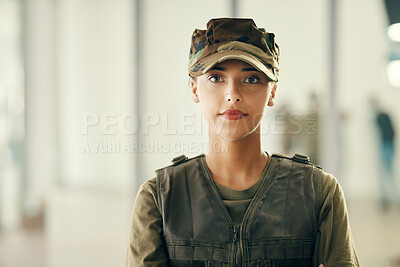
left=125, top=18, right=360, bottom=267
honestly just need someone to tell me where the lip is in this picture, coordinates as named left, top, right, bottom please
left=220, top=109, right=248, bottom=120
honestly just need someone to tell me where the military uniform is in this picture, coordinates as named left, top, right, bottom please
left=125, top=154, right=360, bottom=267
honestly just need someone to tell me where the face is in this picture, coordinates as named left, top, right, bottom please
left=191, top=59, right=277, bottom=141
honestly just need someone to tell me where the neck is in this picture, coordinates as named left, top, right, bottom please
left=205, top=132, right=268, bottom=190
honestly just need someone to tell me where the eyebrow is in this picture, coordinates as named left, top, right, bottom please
left=209, top=66, right=226, bottom=71
left=242, top=67, right=258, bottom=72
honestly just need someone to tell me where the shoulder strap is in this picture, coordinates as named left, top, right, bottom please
left=155, top=154, right=205, bottom=220
left=272, top=152, right=323, bottom=170
left=271, top=152, right=324, bottom=232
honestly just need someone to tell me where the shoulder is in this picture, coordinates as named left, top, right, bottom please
left=135, top=177, right=165, bottom=216
left=315, top=170, right=348, bottom=216
left=155, top=153, right=205, bottom=173
left=153, top=154, right=206, bottom=192
left=274, top=154, right=348, bottom=216
left=271, top=153, right=323, bottom=173
left=272, top=152, right=340, bottom=196
left=139, top=177, right=157, bottom=194
left=136, top=177, right=157, bottom=204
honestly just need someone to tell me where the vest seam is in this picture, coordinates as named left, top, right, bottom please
left=198, top=157, right=234, bottom=228
left=183, top=166, right=194, bottom=240
left=241, top=156, right=279, bottom=266
left=155, top=169, right=166, bottom=239
left=283, top=158, right=294, bottom=240
left=243, top=156, right=278, bottom=230
left=312, top=167, right=318, bottom=240
left=314, top=167, right=323, bottom=232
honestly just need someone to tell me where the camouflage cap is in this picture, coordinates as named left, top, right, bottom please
left=188, top=18, right=280, bottom=81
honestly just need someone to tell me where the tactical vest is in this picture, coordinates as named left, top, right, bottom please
left=156, top=154, right=323, bottom=267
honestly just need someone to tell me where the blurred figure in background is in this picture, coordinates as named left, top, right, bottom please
left=370, top=97, right=399, bottom=211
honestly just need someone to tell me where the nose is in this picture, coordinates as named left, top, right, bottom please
left=225, top=81, right=242, bottom=103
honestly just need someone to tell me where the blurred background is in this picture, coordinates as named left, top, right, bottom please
left=1, top=0, right=400, bottom=266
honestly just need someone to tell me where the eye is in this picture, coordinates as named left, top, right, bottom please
left=244, top=75, right=261, bottom=84
left=208, top=75, right=223, bottom=83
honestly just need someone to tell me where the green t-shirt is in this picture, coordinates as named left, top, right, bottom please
left=214, top=172, right=264, bottom=226
left=125, top=160, right=360, bottom=267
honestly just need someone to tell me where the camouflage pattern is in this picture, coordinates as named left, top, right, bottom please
left=188, top=18, right=280, bottom=81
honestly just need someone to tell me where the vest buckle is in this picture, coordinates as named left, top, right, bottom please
left=172, top=154, right=188, bottom=165
left=292, top=153, right=310, bottom=164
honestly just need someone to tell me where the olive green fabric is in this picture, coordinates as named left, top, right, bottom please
left=125, top=167, right=360, bottom=267
left=156, top=154, right=319, bottom=266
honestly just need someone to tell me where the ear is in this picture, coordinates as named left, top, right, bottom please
left=190, top=78, right=200, bottom=103
left=267, top=83, right=277, bottom=107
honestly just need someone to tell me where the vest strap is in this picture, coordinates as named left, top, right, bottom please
left=166, top=243, right=230, bottom=262
left=248, top=243, right=314, bottom=260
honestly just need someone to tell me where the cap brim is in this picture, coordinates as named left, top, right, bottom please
left=189, top=50, right=277, bottom=82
